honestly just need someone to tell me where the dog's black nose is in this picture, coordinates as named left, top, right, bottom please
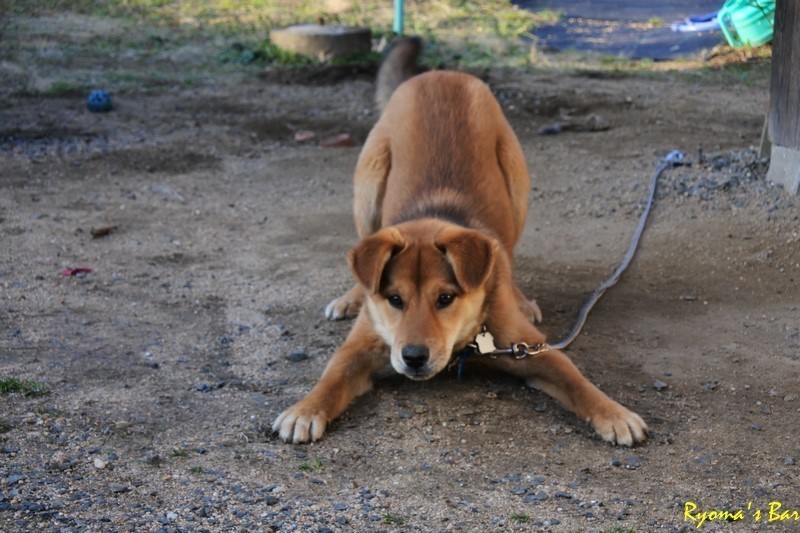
left=401, top=344, right=429, bottom=369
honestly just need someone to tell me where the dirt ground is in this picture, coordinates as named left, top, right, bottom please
left=2, top=35, right=800, bottom=531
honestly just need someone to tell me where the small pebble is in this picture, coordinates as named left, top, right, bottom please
left=523, top=491, right=548, bottom=503
left=652, top=379, right=668, bottom=391
left=287, top=351, right=308, bottom=362
left=785, top=456, right=794, bottom=465
left=109, top=483, right=129, bottom=494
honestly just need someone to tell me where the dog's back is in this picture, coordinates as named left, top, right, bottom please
left=371, top=40, right=530, bottom=252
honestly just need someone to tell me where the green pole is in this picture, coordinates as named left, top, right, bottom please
left=394, top=0, right=404, bottom=34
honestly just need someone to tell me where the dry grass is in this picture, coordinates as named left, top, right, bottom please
left=0, top=0, right=771, bottom=99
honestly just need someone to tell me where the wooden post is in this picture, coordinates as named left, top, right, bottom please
left=767, top=0, right=800, bottom=195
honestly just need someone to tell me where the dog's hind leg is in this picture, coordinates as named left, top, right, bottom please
left=352, top=128, right=391, bottom=238
left=325, top=284, right=364, bottom=320
left=496, top=123, right=542, bottom=323
left=326, top=128, right=391, bottom=320
left=496, top=120, right=530, bottom=245
left=514, top=284, right=542, bottom=323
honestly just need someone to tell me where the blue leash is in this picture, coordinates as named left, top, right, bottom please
left=454, top=151, right=684, bottom=378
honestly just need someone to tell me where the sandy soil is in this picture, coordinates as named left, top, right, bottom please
left=2, top=52, right=800, bottom=531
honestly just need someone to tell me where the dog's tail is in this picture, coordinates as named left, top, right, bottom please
left=375, top=36, right=422, bottom=112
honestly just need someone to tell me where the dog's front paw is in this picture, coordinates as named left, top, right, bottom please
left=588, top=401, right=648, bottom=446
left=272, top=404, right=329, bottom=443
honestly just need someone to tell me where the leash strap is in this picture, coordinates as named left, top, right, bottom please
left=549, top=150, right=683, bottom=350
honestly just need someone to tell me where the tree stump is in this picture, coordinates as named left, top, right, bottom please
left=269, top=25, right=371, bottom=61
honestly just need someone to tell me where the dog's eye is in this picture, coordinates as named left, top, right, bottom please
left=436, top=293, right=455, bottom=309
left=387, top=295, right=404, bottom=309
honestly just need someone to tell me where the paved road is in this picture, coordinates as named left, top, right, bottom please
left=515, top=0, right=726, bottom=59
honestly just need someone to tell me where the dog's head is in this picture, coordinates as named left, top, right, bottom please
left=349, top=220, right=497, bottom=380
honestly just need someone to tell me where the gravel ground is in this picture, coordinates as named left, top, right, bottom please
left=2, top=41, right=800, bottom=532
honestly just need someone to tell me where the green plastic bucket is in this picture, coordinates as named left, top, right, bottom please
left=718, top=0, right=776, bottom=47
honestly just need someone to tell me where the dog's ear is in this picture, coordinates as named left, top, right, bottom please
left=349, top=228, right=406, bottom=293
left=435, top=228, right=497, bottom=291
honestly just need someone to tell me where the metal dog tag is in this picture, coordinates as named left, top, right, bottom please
left=474, top=330, right=497, bottom=355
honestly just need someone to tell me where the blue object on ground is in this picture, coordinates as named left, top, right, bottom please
left=672, top=11, right=720, bottom=33
left=688, top=10, right=720, bottom=23
left=87, top=90, right=113, bottom=112
left=516, top=0, right=724, bottom=60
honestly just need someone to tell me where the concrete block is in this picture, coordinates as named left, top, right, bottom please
left=767, top=145, right=800, bottom=195
left=270, top=25, right=371, bottom=62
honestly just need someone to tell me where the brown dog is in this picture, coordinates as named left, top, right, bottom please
left=273, top=38, right=647, bottom=446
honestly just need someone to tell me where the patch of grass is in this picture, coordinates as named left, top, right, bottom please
left=510, top=513, right=531, bottom=523
left=0, top=420, right=13, bottom=433
left=330, top=49, right=383, bottom=66
left=382, top=513, right=405, bottom=525
left=0, top=377, right=48, bottom=397
left=298, top=458, right=323, bottom=472
left=10, top=0, right=556, bottom=40
left=168, top=448, right=191, bottom=459
left=599, top=55, right=654, bottom=69
left=8, top=0, right=556, bottom=70
left=679, top=60, right=771, bottom=86
left=189, top=466, right=205, bottom=474
left=44, top=80, right=83, bottom=96
left=36, top=406, right=64, bottom=416
left=220, top=40, right=318, bottom=66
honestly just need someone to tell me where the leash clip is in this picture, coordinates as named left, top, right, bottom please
left=664, top=150, right=684, bottom=165
left=471, top=326, right=551, bottom=360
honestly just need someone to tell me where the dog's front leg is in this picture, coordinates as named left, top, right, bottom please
left=487, top=316, right=648, bottom=446
left=272, top=313, right=388, bottom=443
